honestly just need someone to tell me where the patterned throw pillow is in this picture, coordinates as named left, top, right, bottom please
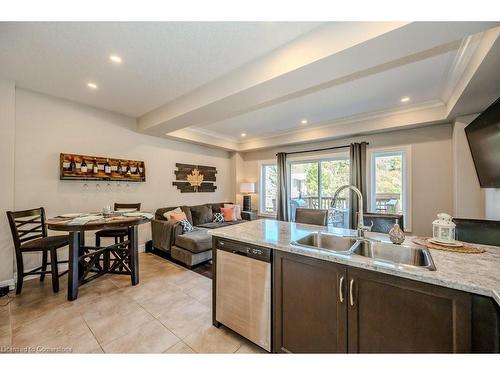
left=213, top=212, right=225, bottom=223
left=179, top=219, right=193, bottom=233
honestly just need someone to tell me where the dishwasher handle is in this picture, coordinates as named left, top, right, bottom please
left=216, top=238, right=271, bottom=262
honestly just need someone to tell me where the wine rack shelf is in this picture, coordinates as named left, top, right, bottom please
left=60, top=153, right=146, bottom=182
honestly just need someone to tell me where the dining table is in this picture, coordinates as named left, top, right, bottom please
left=46, top=213, right=152, bottom=301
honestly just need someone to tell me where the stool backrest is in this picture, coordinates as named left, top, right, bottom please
left=6, top=207, right=47, bottom=250
left=114, top=203, right=141, bottom=211
left=295, top=208, right=329, bottom=226
left=453, top=218, right=500, bottom=246
left=361, top=212, right=404, bottom=234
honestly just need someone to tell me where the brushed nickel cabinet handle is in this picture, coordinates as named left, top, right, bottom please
left=339, top=276, right=345, bottom=303
left=349, top=279, right=355, bottom=306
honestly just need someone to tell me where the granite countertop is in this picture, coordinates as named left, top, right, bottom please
left=208, top=219, right=500, bottom=305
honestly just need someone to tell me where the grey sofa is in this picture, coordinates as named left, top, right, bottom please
left=151, top=202, right=248, bottom=266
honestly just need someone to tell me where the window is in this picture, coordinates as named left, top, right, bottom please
left=260, top=163, right=277, bottom=215
left=289, top=157, right=350, bottom=227
left=368, top=146, right=412, bottom=231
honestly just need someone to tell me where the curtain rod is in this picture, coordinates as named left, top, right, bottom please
left=276, top=143, right=369, bottom=156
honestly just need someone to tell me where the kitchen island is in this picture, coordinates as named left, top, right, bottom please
left=208, top=219, right=500, bottom=353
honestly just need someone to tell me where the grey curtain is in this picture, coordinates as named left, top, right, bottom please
left=349, top=142, right=368, bottom=229
left=276, top=152, right=289, bottom=221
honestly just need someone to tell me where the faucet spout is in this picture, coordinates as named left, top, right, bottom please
left=331, top=184, right=370, bottom=237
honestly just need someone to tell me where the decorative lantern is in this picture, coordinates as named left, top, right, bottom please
left=432, top=213, right=456, bottom=243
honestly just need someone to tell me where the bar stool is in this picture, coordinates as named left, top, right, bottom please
left=361, top=212, right=405, bottom=234
left=95, top=203, right=141, bottom=271
left=7, top=207, right=69, bottom=294
left=295, top=208, right=329, bottom=226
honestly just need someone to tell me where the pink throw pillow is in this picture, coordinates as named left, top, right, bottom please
left=220, top=207, right=237, bottom=222
left=169, top=212, right=187, bottom=222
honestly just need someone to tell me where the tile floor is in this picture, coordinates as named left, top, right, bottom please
left=0, top=253, right=266, bottom=354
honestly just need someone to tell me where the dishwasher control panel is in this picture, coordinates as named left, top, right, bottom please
left=216, top=238, right=271, bottom=262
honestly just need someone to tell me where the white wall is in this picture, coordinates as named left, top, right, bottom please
left=0, top=80, right=16, bottom=287
left=485, top=189, right=500, bottom=220
left=452, top=115, right=485, bottom=219
left=240, top=124, right=454, bottom=237
left=0, top=87, right=233, bottom=284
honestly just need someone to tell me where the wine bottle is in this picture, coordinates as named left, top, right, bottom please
left=117, top=161, right=123, bottom=174
left=104, top=159, right=111, bottom=174
left=137, top=163, right=143, bottom=174
left=80, top=160, right=88, bottom=173
left=126, top=164, right=131, bottom=175
left=69, top=157, right=76, bottom=173
left=93, top=158, right=99, bottom=174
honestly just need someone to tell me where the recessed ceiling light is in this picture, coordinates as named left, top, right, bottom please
left=241, top=133, right=247, bottom=137
left=301, top=119, right=308, bottom=124
left=401, top=96, right=410, bottom=103
left=109, top=55, right=122, bottom=64
left=87, top=82, right=98, bottom=89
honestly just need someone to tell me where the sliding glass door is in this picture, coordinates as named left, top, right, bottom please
left=289, top=157, right=350, bottom=227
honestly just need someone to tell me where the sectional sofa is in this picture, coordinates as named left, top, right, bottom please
left=151, top=202, right=250, bottom=266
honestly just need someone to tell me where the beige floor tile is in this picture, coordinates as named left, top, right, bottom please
left=157, top=298, right=211, bottom=339
left=4, top=254, right=220, bottom=354
left=71, top=278, right=121, bottom=305
left=0, top=330, right=12, bottom=348
left=178, top=274, right=211, bottom=293
left=12, top=306, right=101, bottom=353
left=164, top=269, right=203, bottom=287
left=12, top=304, right=83, bottom=345
left=184, top=325, right=242, bottom=354
left=106, top=274, right=136, bottom=289
left=139, top=289, right=191, bottom=318
left=0, top=305, right=11, bottom=334
left=79, top=289, right=136, bottom=316
left=235, top=341, right=268, bottom=354
left=164, top=341, right=196, bottom=353
left=118, top=277, right=182, bottom=304
left=82, top=302, right=154, bottom=344
left=186, top=282, right=212, bottom=305
left=10, top=295, right=77, bottom=330
left=102, top=320, right=180, bottom=353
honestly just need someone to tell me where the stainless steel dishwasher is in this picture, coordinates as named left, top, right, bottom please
left=214, top=238, right=271, bottom=352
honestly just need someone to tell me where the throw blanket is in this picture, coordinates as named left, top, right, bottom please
left=151, top=219, right=181, bottom=252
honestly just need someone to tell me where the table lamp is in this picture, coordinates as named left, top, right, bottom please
left=240, top=182, right=256, bottom=211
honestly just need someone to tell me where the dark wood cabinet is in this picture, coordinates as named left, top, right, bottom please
left=347, top=267, right=471, bottom=353
left=273, top=250, right=475, bottom=353
left=273, top=251, right=347, bottom=353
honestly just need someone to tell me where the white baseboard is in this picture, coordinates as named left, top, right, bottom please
left=0, top=278, right=15, bottom=290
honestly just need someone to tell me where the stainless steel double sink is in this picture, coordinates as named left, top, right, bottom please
left=291, top=232, right=436, bottom=271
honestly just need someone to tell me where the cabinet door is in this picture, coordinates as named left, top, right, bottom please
left=347, top=267, right=471, bottom=353
left=273, top=251, right=347, bottom=353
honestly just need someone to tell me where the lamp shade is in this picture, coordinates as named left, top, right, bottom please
left=240, top=182, right=256, bottom=194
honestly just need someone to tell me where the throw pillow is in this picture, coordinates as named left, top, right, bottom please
left=190, top=204, right=213, bottom=225
left=213, top=212, right=225, bottom=223
left=163, top=207, right=182, bottom=220
left=179, top=219, right=193, bottom=233
left=220, top=206, right=237, bottom=222
left=224, top=204, right=242, bottom=220
left=169, top=212, right=187, bottom=222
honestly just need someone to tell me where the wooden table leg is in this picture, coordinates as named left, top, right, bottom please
left=128, top=225, right=139, bottom=285
left=68, top=231, right=81, bottom=301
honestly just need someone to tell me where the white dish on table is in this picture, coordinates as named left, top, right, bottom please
left=428, top=238, right=463, bottom=247
left=123, top=212, right=144, bottom=217
left=60, top=213, right=83, bottom=218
